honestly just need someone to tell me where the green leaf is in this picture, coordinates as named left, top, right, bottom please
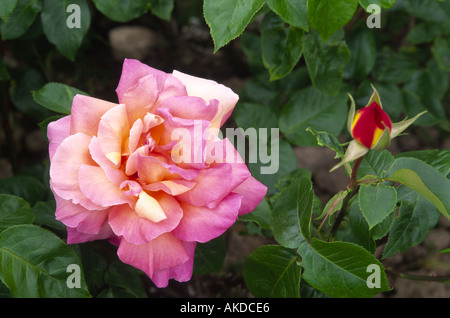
left=243, top=245, right=301, bottom=298
left=234, top=102, right=277, bottom=132
left=348, top=198, right=376, bottom=253
left=32, top=82, right=88, bottom=115
left=149, top=0, right=174, bottom=21
left=395, top=149, right=450, bottom=176
left=307, top=0, right=358, bottom=42
left=302, top=30, right=351, bottom=96
left=203, top=0, right=265, bottom=52
left=306, top=127, right=345, bottom=159
left=239, top=198, right=271, bottom=230
left=359, top=0, right=396, bottom=10
left=248, top=138, right=297, bottom=196
left=265, top=0, right=308, bottom=30
left=104, top=261, right=147, bottom=298
left=0, top=0, right=18, bottom=22
left=92, top=0, right=150, bottom=22
left=271, top=177, right=309, bottom=248
left=279, top=86, right=348, bottom=146
left=11, top=68, right=54, bottom=121
left=193, top=235, right=226, bottom=275
left=298, top=239, right=390, bottom=297
left=317, top=189, right=348, bottom=220
left=357, top=150, right=395, bottom=179
left=382, top=185, right=441, bottom=259
left=0, top=0, right=41, bottom=40
left=387, top=157, right=450, bottom=219
left=358, top=183, right=397, bottom=229
left=432, top=36, right=450, bottom=72
left=0, top=224, right=91, bottom=297
left=260, top=12, right=303, bottom=81
left=0, top=175, right=47, bottom=206
left=0, top=194, right=34, bottom=233
left=343, top=28, right=376, bottom=82
left=32, top=200, right=66, bottom=232
left=371, top=48, right=419, bottom=84
left=41, top=0, right=90, bottom=61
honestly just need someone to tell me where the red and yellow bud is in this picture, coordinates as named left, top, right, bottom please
left=330, top=84, right=427, bottom=172
left=351, top=101, right=392, bottom=150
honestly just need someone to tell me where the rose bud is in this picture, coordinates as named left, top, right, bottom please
left=330, top=84, right=426, bottom=172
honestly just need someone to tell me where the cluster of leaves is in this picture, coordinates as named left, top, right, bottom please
left=208, top=0, right=450, bottom=297
left=0, top=0, right=449, bottom=299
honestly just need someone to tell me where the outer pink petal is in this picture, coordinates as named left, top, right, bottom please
left=172, top=193, right=243, bottom=243
left=70, top=95, right=117, bottom=136
left=172, top=70, right=239, bottom=129
left=78, top=165, right=131, bottom=208
left=66, top=222, right=114, bottom=244
left=49, top=133, right=102, bottom=210
left=47, top=116, right=71, bottom=161
left=108, top=192, right=183, bottom=245
left=117, top=232, right=189, bottom=284
left=232, top=176, right=267, bottom=215
left=54, top=194, right=108, bottom=234
left=151, top=241, right=196, bottom=288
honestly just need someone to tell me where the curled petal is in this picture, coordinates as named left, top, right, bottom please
left=108, top=192, right=183, bottom=244
left=172, top=70, right=239, bottom=129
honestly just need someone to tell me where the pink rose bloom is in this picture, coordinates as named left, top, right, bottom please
left=48, top=59, right=267, bottom=288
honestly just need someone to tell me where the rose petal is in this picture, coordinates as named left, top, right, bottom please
left=108, top=192, right=183, bottom=244
left=97, top=104, right=130, bottom=167
left=232, top=176, right=267, bottom=215
left=54, top=194, right=108, bottom=234
left=172, top=70, right=239, bottom=129
left=172, top=193, right=243, bottom=243
left=70, top=95, right=117, bottom=136
left=50, top=133, right=102, bottom=210
left=117, top=232, right=189, bottom=282
left=47, top=116, right=71, bottom=161
left=151, top=241, right=196, bottom=288
left=78, top=164, right=131, bottom=207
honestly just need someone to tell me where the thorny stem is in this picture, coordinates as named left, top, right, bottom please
left=327, top=156, right=365, bottom=241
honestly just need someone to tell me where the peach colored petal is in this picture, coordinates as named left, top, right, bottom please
left=50, top=133, right=101, bottom=210
left=97, top=104, right=130, bottom=167
left=78, top=164, right=131, bottom=207
left=135, top=190, right=167, bottom=223
left=143, top=179, right=196, bottom=196
left=172, top=70, right=239, bottom=129
left=70, top=94, right=117, bottom=136
left=108, top=192, right=183, bottom=244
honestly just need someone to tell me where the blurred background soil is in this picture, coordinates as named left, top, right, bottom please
left=0, top=1, right=449, bottom=298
